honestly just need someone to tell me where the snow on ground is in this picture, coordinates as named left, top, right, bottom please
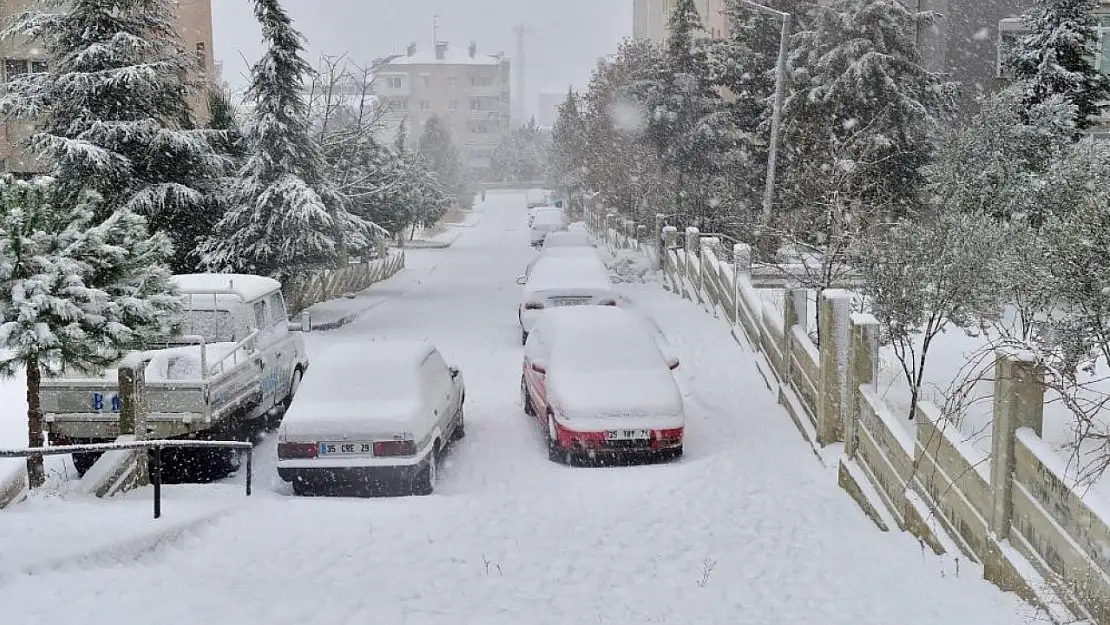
left=0, top=190, right=1034, bottom=624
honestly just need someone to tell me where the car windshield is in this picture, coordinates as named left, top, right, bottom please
left=543, top=233, right=591, bottom=248
left=532, top=211, right=565, bottom=226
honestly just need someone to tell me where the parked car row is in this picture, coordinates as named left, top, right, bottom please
left=516, top=224, right=687, bottom=465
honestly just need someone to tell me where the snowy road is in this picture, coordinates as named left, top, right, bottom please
left=1, top=191, right=1032, bottom=624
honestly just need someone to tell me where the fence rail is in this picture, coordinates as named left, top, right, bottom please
left=1, top=440, right=253, bottom=520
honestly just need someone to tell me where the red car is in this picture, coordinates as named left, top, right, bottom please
left=521, top=306, right=684, bottom=464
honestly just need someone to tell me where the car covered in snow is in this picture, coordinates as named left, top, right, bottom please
left=521, top=306, right=684, bottom=463
left=516, top=254, right=617, bottom=344
left=526, top=188, right=553, bottom=209
left=528, top=207, right=567, bottom=244
left=276, top=339, right=465, bottom=496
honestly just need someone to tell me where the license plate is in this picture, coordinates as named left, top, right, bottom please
left=552, top=298, right=591, bottom=307
left=319, top=442, right=372, bottom=456
left=607, top=429, right=650, bottom=441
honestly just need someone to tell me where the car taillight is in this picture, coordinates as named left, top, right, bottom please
left=600, top=299, right=618, bottom=306
left=524, top=301, right=545, bottom=310
left=373, top=440, right=416, bottom=457
left=278, top=442, right=318, bottom=459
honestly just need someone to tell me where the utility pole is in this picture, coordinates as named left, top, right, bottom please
left=733, top=0, right=791, bottom=225
left=512, top=23, right=533, bottom=126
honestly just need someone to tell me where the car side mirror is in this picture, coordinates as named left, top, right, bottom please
left=530, top=361, right=546, bottom=374
left=448, top=366, right=459, bottom=379
left=516, top=276, right=527, bottom=285
left=666, top=356, right=680, bottom=371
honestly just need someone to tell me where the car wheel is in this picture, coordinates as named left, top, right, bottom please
left=72, top=451, right=102, bottom=477
left=411, top=444, right=438, bottom=496
left=522, top=375, right=536, bottom=416
left=291, top=479, right=312, bottom=496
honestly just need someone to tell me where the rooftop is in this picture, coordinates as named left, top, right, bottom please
left=384, top=42, right=504, bottom=67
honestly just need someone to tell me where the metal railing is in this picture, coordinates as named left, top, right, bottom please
left=0, top=439, right=253, bottom=519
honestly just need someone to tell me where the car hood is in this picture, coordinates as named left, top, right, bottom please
left=547, top=368, right=683, bottom=420
left=281, top=399, right=422, bottom=440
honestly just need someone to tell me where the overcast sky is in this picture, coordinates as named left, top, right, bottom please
left=211, top=0, right=632, bottom=117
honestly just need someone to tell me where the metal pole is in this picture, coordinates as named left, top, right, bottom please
left=763, top=13, right=792, bottom=223
left=245, top=448, right=253, bottom=497
left=152, top=445, right=162, bottom=520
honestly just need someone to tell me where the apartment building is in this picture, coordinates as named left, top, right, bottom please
left=373, top=41, right=512, bottom=179
left=632, top=0, right=729, bottom=43
left=0, top=0, right=215, bottom=173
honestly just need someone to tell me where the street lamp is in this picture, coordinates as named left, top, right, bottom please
left=733, top=0, right=792, bottom=224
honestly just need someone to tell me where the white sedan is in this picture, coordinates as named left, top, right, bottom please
left=540, top=230, right=595, bottom=251
left=521, top=306, right=684, bottom=464
left=516, top=254, right=618, bottom=344
left=529, top=207, right=567, bottom=245
left=276, top=339, right=465, bottom=496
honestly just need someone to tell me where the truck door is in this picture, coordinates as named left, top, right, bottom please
left=251, top=297, right=283, bottom=409
left=266, top=291, right=297, bottom=403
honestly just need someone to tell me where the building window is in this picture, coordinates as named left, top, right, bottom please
left=448, top=100, right=458, bottom=111
left=387, top=76, right=404, bottom=89
left=1097, top=15, right=1110, bottom=75
left=446, top=77, right=457, bottom=87
left=4, top=59, right=29, bottom=81
left=195, top=42, right=206, bottom=70
left=471, top=123, right=489, bottom=133
left=30, top=61, right=46, bottom=74
left=469, top=76, right=493, bottom=87
left=390, top=98, right=408, bottom=110
left=422, top=76, right=430, bottom=87
left=420, top=99, right=430, bottom=110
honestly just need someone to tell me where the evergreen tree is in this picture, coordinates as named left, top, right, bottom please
left=417, top=116, right=465, bottom=208
left=0, top=0, right=222, bottom=267
left=778, top=0, right=955, bottom=227
left=0, top=176, right=180, bottom=487
left=550, top=88, right=588, bottom=195
left=1007, top=0, right=1110, bottom=131
left=491, top=118, right=549, bottom=182
left=201, top=0, right=372, bottom=282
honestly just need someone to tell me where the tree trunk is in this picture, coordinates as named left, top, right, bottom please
left=26, top=359, right=44, bottom=488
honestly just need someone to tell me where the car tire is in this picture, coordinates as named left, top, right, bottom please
left=291, top=479, right=311, bottom=496
left=72, top=451, right=102, bottom=477
left=411, top=444, right=438, bottom=496
left=522, top=375, right=536, bottom=416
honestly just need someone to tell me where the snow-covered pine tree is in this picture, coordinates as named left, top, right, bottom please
left=1007, top=0, right=1110, bottom=131
left=0, top=176, right=180, bottom=487
left=778, top=0, right=955, bottom=226
left=550, top=88, right=588, bottom=197
left=491, top=118, right=549, bottom=183
left=641, top=0, right=720, bottom=221
left=417, top=116, right=466, bottom=208
left=0, top=0, right=223, bottom=271
left=202, top=0, right=373, bottom=281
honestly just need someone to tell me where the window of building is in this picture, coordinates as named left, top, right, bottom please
left=195, top=42, right=207, bottom=71
left=420, top=99, right=430, bottom=110
left=390, top=98, right=408, bottom=110
left=448, top=100, right=458, bottom=111
left=422, top=76, right=430, bottom=87
left=30, top=61, right=46, bottom=74
left=446, top=77, right=457, bottom=87
left=471, top=123, right=489, bottom=133
left=4, top=59, right=29, bottom=81
left=1097, top=15, right=1110, bottom=75
left=387, top=76, right=404, bottom=89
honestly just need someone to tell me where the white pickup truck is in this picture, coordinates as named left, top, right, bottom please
left=42, top=273, right=312, bottom=475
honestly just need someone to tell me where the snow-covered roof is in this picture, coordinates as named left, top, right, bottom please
left=172, top=274, right=281, bottom=302
left=297, top=340, right=433, bottom=403
left=526, top=256, right=612, bottom=291
left=385, top=49, right=503, bottom=67
left=538, top=307, right=665, bottom=367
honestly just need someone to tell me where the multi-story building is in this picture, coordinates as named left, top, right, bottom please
left=373, top=41, right=512, bottom=179
left=0, top=0, right=215, bottom=173
left=633, top=0, right=729, bottom=43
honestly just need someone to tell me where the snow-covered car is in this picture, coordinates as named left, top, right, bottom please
left=516, top=254, right=617, bottom=344
left=521, top=306, right=684, bottom=463
left=526, top=188, right=552, bottom=209
left=524, top=246, right=600, bottom=280
left=276, top=339, right=465, bottom=496
left=529, top=209, right=569, bottom=246
left=540, top=230, right=595, bottom=251
left=528, top=205, right=566, bottom=232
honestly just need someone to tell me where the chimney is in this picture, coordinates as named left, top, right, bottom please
left=435, top=42, right=447, bottom=60
left=407, top=42, right=416, bottom=56
left=468, top=41, right=477, bottom=58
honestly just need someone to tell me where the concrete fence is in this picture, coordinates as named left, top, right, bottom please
left=587, top=206, right=1110, bottom=624
left=284, top=250, right=405, bottom=315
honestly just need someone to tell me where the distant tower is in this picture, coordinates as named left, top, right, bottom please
left=512, top=23, right=532, bottom=126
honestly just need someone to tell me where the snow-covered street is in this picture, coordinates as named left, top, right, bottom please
left=1, top=191, right=1033, bottom=624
